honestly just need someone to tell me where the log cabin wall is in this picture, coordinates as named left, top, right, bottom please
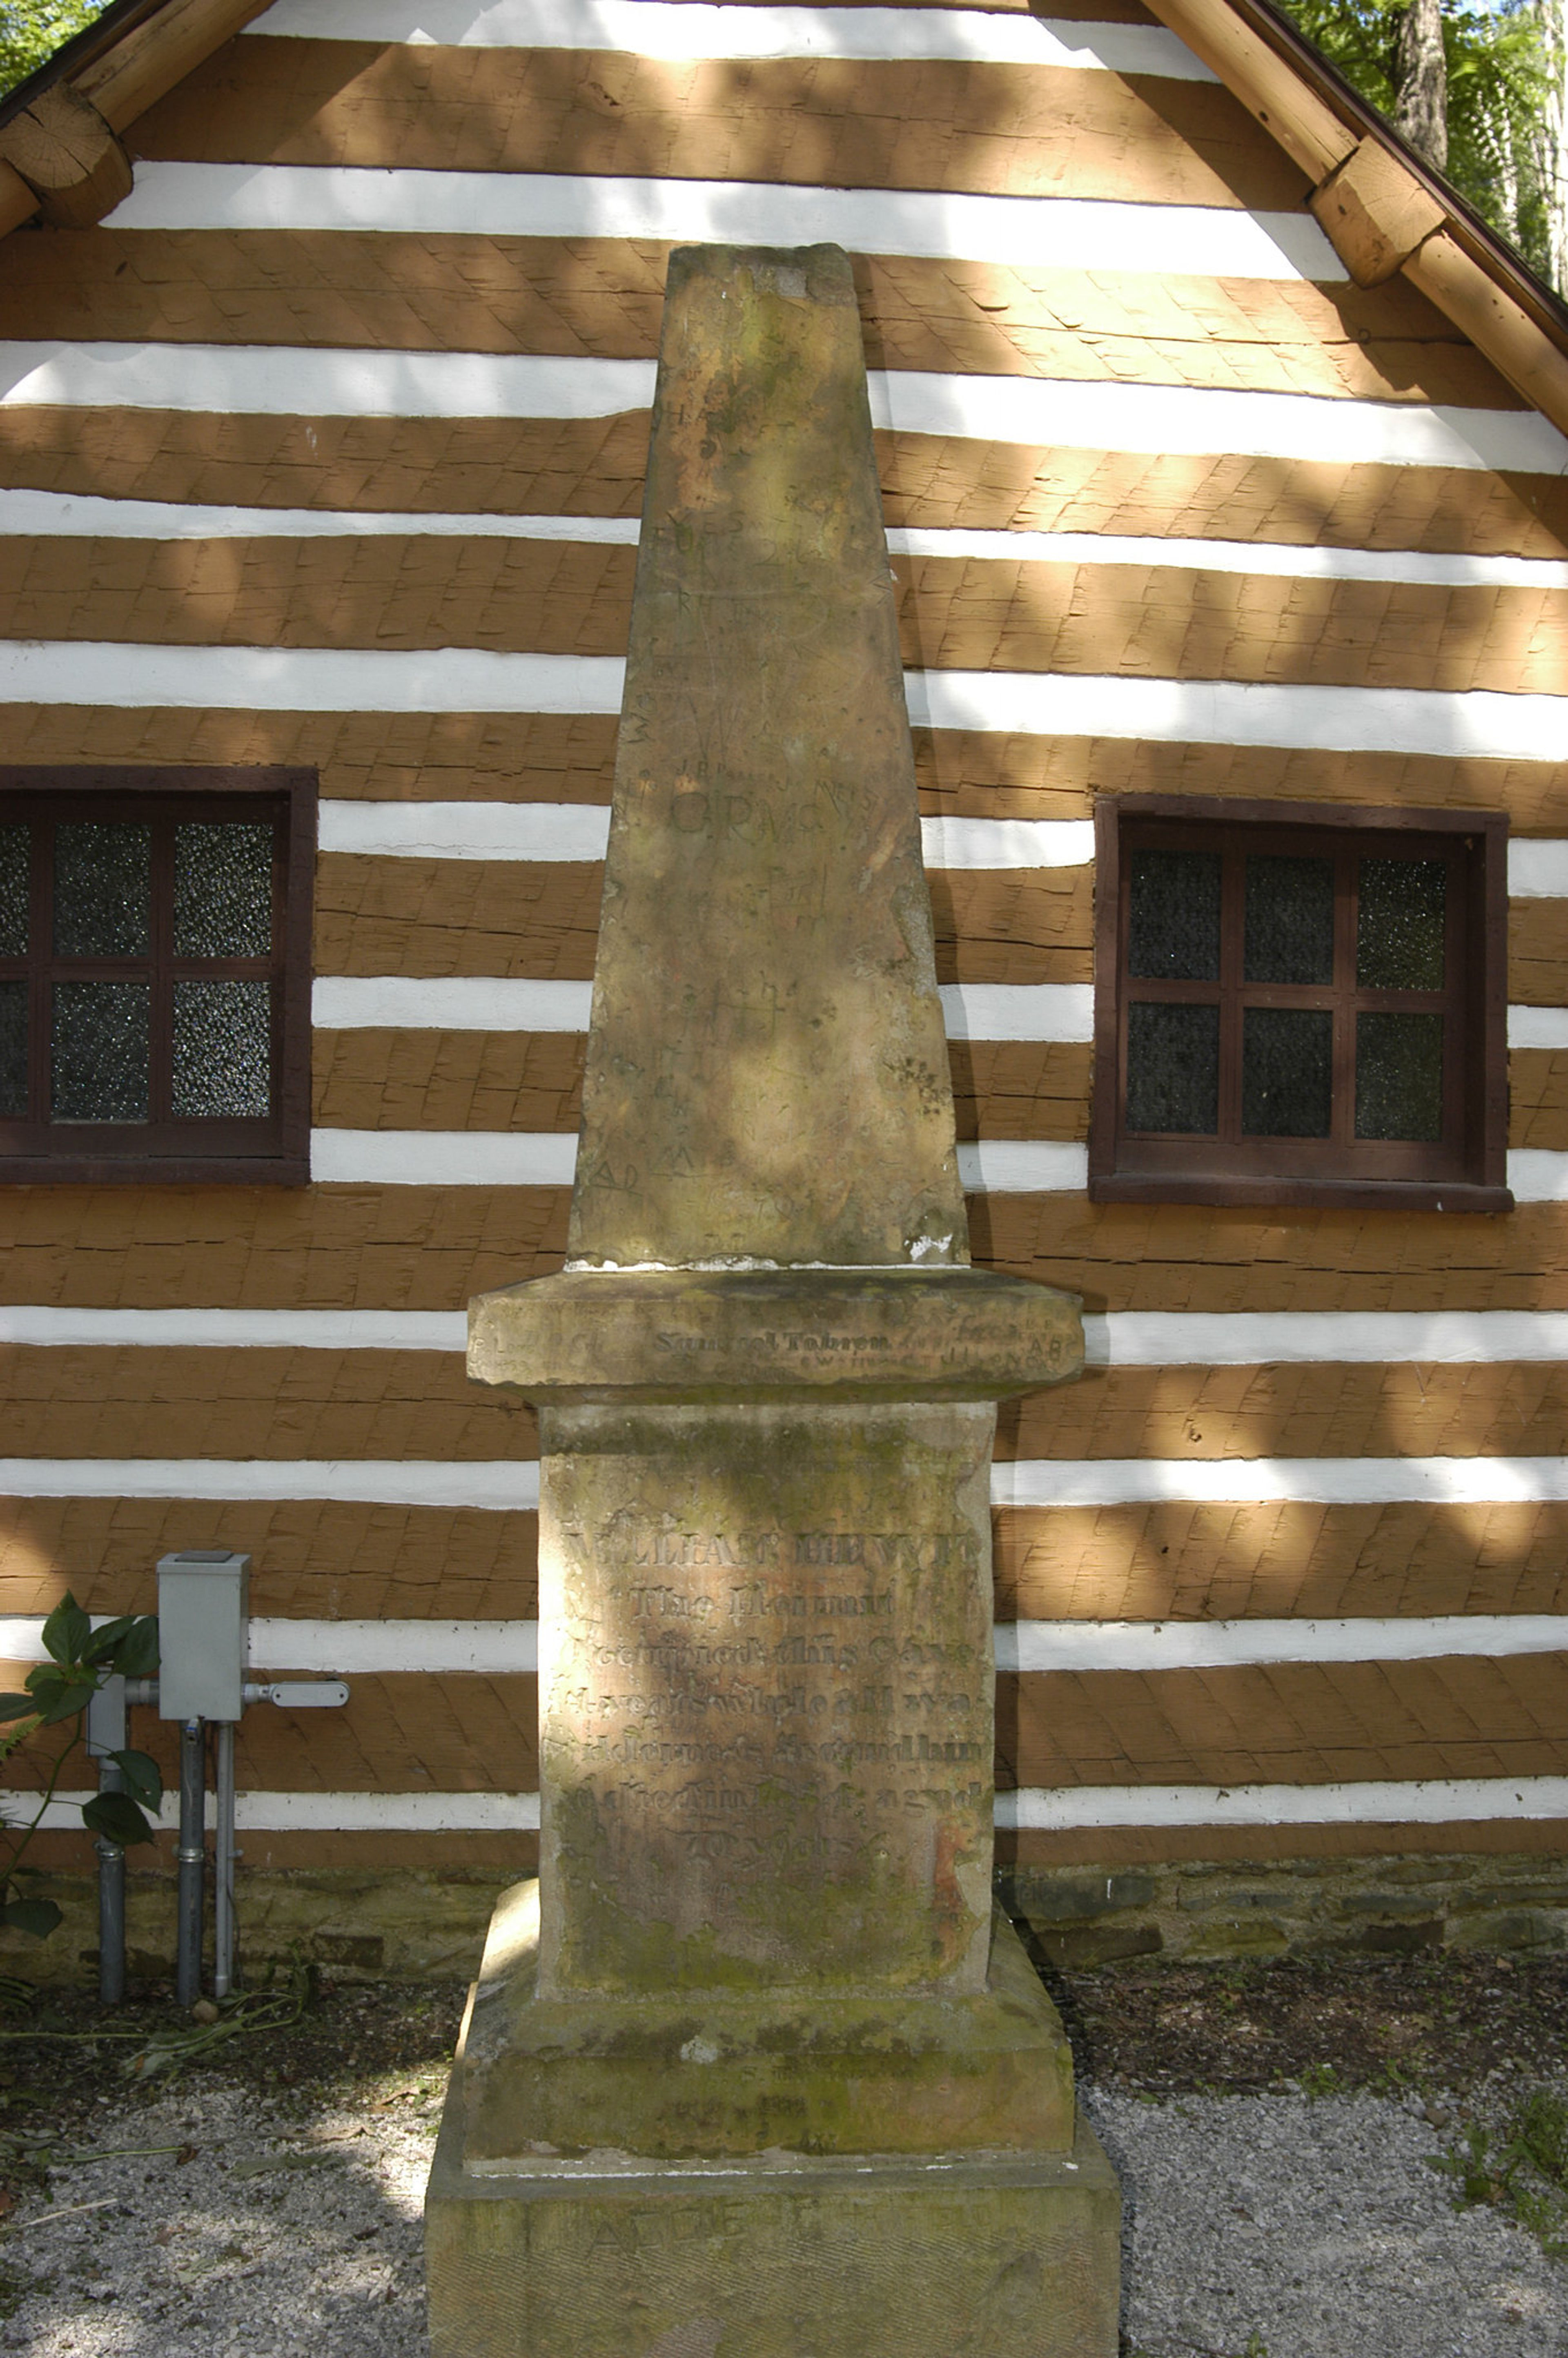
left=1, top=0, right=1567, bottom=1972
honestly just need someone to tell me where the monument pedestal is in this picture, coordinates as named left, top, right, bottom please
left=428, top=1881, right=1120, bottom=2358
left=425, top=239, right=1118, bottom=2356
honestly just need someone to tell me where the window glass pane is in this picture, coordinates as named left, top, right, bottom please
left=173, top=979, right=272, bottom=1118
left=1243, top=854, right=1334, bottom=984
left=0, top=825, right=28, bottom=956
left=1356, top=1012, right=1443, bottom=1141
left=1242, top=1006, right=1332, bottom=1137
left=54, top=823, right=151, bottom=958
left=51, top=980, right=149, bottom=1121
left=1356, top=858, right=1446, bottom=990
left=174, top=823, right=273, bottom=958
left=1126, top=1002, right=1220, bottom=1134
left=0, top=980, right=25, bottom=1115
left=1128, top=849, right=1221, bottom=980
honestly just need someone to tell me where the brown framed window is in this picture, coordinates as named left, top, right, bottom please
left=0, top=767, right=314, bottom=1184
left=1090, top=796, right=1510, bottom=1212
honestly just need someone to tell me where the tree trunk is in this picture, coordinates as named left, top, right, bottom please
left=1538, top=0, right=1568, bottom=292
left=1394, top=0, right=1449, bottom=174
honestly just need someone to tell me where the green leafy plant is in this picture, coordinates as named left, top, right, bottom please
left=0, top=1591, right=160, bottom=1939
left=1298, top=2061, right=1341, bottom=2100
left=0, top=0, right=111, bottom=100
left=1430, top=2117, right=1507, bottom=2205
left=1429, top=2088, right=1568, bottom=2256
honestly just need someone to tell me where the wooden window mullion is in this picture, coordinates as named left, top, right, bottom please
left=1217, top=848, right=1243, bottom=1144
left=1332, top=844, right=1356, bottom=1149
left=149, top=818, right=173, bottom=1126
left=1441, top=842, right=1467, bottom=1158
left=29, top=816, right=49, bottom=1125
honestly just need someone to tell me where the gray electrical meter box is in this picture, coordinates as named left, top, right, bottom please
left=156, top=1551, right=250, bottom=1722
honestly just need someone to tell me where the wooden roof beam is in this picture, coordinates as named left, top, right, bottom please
left=1145, top=0, right=1568, bottom=446
left=0, top=0, right=266, bottom=234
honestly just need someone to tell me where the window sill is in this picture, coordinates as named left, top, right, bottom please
left=1088, top=1172, right=1514, bottom=1213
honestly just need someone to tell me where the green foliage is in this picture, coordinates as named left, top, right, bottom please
left=0, top=1591, right=161, bottom=1942
left=0, top=0, right=112, bottom=100
left=1277, top=0, right=1557, bottom=281
left=1428, top=2086, right=1568, bottom=2257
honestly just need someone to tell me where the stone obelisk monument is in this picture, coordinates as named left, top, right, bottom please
left=425, top=242, right=1119, bottom=2357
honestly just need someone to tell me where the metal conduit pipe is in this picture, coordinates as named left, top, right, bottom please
left=214, top=1720, right=237, bottom=2000
left=175, top=1718, right=205, bottom=2010
left=94, top=1755, right=126, bottom=2009
left=85, top=1669, right=145, bottom=2008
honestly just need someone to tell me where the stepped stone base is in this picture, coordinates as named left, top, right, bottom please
left=424, top=1879, right=1119, bottom=2358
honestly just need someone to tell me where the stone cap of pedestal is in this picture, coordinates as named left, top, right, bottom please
left=468, top=1266, right=1082, bottom=1406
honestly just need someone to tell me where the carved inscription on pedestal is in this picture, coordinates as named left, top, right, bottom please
left=537, top=1402, right=997, bottom=1999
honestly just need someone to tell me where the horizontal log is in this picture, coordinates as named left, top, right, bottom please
left=0, top=1344, right=537, bottom=1462
left=311, top=1034, right=1092, bottom=1143
left=2, top=1669, right=539, bottom=1793
left=931, top=869, right=1094, bottom=984
left=312, top=1028, right=586, bottom=1133
left=0, top=1183, right=570, bottom=1312
left=314, top=852, right=605, bottom=980
left=137, top=44, right=1303, bottom=210
left=5, top=536, right=1565, bottom=708
left=1000, top=1361, right=1568, bottom=1461
left=1510, top=1049, right=1568, bottom=1152
left=0, top=405, right=650, bottom=524
left=0, top=233, right=1506, bottom=405
left=913, top=731, right=1568, bottom=830
left=0, top=535, right=635, bottom=655
left=0, top=1189, right=1561, bottom=1313
left=880, top=438, right=1568, bottom=553
left=12, top=1654, right=1567, bottom=1840
left=1000, top=1818, right=1568, bottom=1866
left=971, top=1196, right=1568, bottom=1311
left=1000, top=1651, right=1568, bottom=1787
left=26, top=1818, right=1567, bottom=1876
left=897, top=553, right=1568, bottom=695
left=6, top=1495, right=1565, bottom=1627
left=1, top=1349, right=1564, bottom=1477
left=0, top=702, right=1564, bottom=836
left=0, top=697, right=622, bottom=804
left=0, top=405, right=1562, bottom=577
left=948, top=1040, right=1093, bottom=1141
left=24, top=1827, right=534, bottom=1872
left=993, top=1499, right=1568, bottom=1621
left=0, top=1496, right=541, bottom=1616
left=1508, top=901, right=1568, bottom=1007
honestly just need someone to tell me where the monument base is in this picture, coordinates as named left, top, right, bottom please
left=425, top=1881, right=1120, bottom=2358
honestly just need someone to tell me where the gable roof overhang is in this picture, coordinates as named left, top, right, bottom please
left=0, top=0, right=267, bottom=231
left=0, top=0, right=1566, bottom=444
left=1144, top=0, right=1568, bottom=440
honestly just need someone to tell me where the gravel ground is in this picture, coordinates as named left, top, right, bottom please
left=2, top=1963, right=1566, bottom=2356
left=0, top=2078, right=437, bottom=2356
left=1087, top=2083, right=1568, bottom=2358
